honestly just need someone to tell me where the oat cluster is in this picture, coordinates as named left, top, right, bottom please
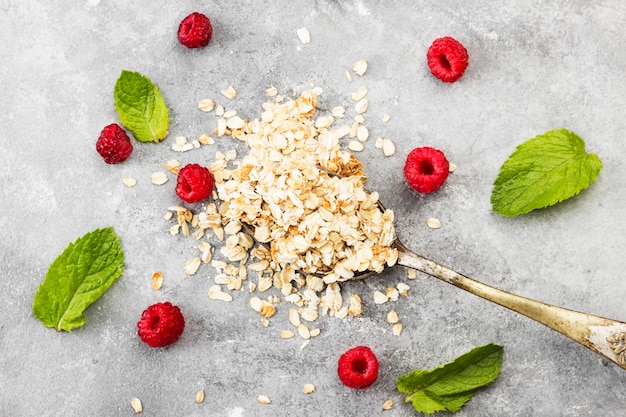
left=166, top=88, right=402, bottom=325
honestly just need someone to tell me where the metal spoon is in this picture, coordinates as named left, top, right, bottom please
left=377, top=233, right=626, bottom=370
left=239, top=161, right=626, bottom=370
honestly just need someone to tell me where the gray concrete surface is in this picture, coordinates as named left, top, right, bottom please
left=2, top=1, right=626, bottom=416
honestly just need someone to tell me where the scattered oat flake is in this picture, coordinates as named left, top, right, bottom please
left=302, top=384, right=316, bottom=394
left=331, top=106, right=346, bottom=118
left=223, top=109, right=237, bottom=118
left=386, top=286, right=400, bottom=302
left=221, top=86, right=237, bottom=99
left=265, top=85, right=278, bottom=97
left=151, top=171, right=168, bottom=185
left=354, top=98, right=369, bottom=114
left=208, top=285, right=233, bottom=302
left=165, top=159, right=181, bottom=174
left=280, top=330, right=295, bottom=339
left=373, top=290, right=389, bottom=305
left=122, top=177, right=137, bottom=187
left=397, top=282, right=410, bottom=296
left=345, top=69, right=353, bottom=82
left=198, top=99, right=215, bottom=112
left=356, top=125, right=369, bottom=142
left=382, top=138, right=395, bottom=156
left=393, top=323, right=403, bottom=336
left=227, top=116, right=245, bottom=129
left=382, top=399, right=394, bottom=410
left=131, top=398, right=142, bottom=414
left=297, top=27, right=311, bottom=44
left=260, top=303, right=276, bottom=318
left=353, top=59, right=368, bottom=76
left=289, top=308, right=301, bottom=327
left=382, top=114, right=391, bottom=123
left=386, top=310, right=399, bottom=324
left=297, top=323, right=311, bottom=339
left=351, top=86, right=368, bottom=101
left=407, top=269, right=417, bottom=280
left=348, top=140, right=364, bottom=152
left=184, top=257, right=202, bottom=275
left=449, top=162, right=457, bottom=172
left=196, top=389, right=205, bottom=404
left=257, top=395, right=271, bottom=405
left=198, top=133, right=214, bottom=145
left=427, top=218, right=442, bottom=229
left=152, top=271, right=163, bottom=291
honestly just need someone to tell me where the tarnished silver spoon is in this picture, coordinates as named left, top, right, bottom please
left=238, top=162, right=626, bottom=370
left=389, top=237, right=626, bottom=370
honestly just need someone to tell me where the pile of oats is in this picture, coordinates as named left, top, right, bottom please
left=167, top=88, right=401, bottom=330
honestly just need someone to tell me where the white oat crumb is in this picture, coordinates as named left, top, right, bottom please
left=386, top=310, right=399, bottom=324
left=195, top=389, right=205, bottom=404
left=257, top=394, right=271, bottom=405
left=382, top=399, right=394, bottom=410
left=356, top=125, right=369, bottom=142
left=382, top=138, right=395, bottom=156
left=426, top=218, right=442, bottom=229
left=122, top=177, right=136, bottom=187
left=302, top=383, right=316, bottom=394
left=348, top=140, right=364, bottom=152
left=151, top=271, right=163, bottom=291
left=297, top=27, right=311, bottom=44
left=208, top=285, right=233, bottom=302
left=265, top=85, right=278, bottom=97
left=198, top=99, right=215, bottom=112
left=220, top=86, right=237, bottom=99
left=351, top=86, right=368, bottom=101
left=353, top=59, right=368, bottom=76
left=297, top=323, right=311, bottom=339
left=397, top=282, right=410, bottom=296
left=131, top=398, right=142, bottom=414
left=354, top=98, right=369, bottom=114
left=280, top=330, right=295, bottom=339
left=373, top=290, right=389, bottom=305
left=184, top=257, right=201, bottom=275
left=151, top=171, right=168, bottom=185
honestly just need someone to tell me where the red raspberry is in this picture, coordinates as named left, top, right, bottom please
left=178, top=12, right=213, bottom=48
left=427, top=37, right=469, bottom=83
left=95, top=123, right=133, bottom=164
left=337, top=346, right=379, bottom=389
left=175, top=163, right=215, bottom=203
left=137, top=302, right=185, bottom=348
left=404, top=146, right=450, bottom=193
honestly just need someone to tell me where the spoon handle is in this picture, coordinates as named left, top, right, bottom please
left=395, top=242, right=626, bottom=370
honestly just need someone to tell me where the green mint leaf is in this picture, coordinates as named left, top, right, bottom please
left=397, top=343, right=503, bottom=414
left=32, top=227, right=124, bottom=332
left=114, top=70, right=169, bottom=143
left=491, top=128, right=602, bottom=217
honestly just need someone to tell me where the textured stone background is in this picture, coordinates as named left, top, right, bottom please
left=2, top=1, right=626, bottom=416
